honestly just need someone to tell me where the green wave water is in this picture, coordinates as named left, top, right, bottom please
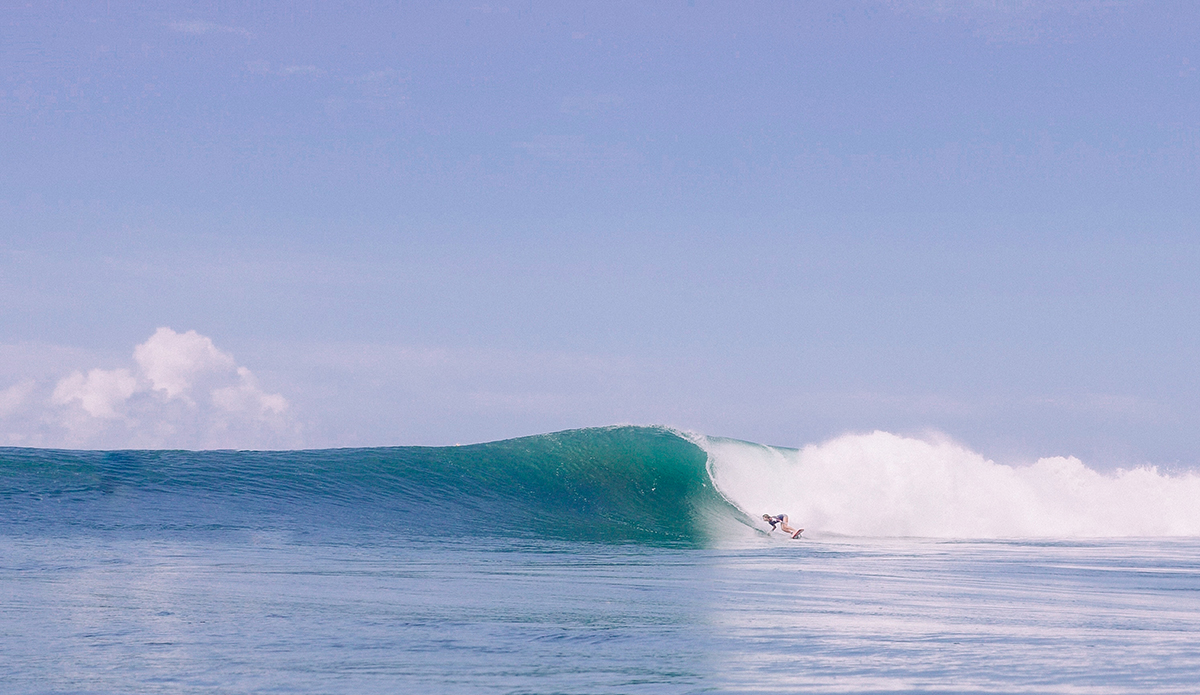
left=0, top=426, right=739, bottom=545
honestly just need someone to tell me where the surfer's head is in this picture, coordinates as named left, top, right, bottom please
left=762, top=514, right=771, bottom=521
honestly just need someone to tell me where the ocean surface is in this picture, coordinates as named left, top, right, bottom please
left=3, top=426, right=1200, bottom=694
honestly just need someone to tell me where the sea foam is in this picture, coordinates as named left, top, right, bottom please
left=701, top=431, right=1200, bottom=538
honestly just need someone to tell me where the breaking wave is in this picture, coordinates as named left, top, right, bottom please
left=3, top=426, right=1199, bottom=543
left=701, top=431, right=1200, bottom=538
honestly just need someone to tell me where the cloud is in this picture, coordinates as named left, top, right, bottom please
left=135, top=328, right=236, bottom=400
left=51, top=368, right=138, bottom=419
left=168, top=20, right=253, bottom=39
left=212, top=367, right=289, bottom=420
left=0, top=328, right=299, bottom=450
left=0, top=380, right=35, bottom=418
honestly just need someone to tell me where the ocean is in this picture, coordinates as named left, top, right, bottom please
left=3, top=426, right=1199, bottom=694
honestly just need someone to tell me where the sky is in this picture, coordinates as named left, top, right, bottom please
left=2, top=0, right=1198, bottom=465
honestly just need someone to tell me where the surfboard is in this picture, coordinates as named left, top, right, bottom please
left=792, top=528, right=804, bottom=539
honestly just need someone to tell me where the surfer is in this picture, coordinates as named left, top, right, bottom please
left=763, top=513, right=804, bottom=538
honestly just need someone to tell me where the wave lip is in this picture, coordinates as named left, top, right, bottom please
left=701, top=431, right=1200, bottom=539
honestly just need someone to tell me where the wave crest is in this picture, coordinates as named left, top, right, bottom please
left=702, top=431, right=1200, bottom=538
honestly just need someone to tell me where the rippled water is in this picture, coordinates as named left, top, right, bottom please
left=4, top=535, right=1199, bottom=694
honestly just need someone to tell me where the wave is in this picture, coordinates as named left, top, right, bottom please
left=701, top=431, right=1200, bottom=538
left=0, top=426, right=734, bottom=545
left=4, top=426, right=1200, bottom=543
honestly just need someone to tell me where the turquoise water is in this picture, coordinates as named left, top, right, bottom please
left=4, top=427, right=1200, bottom=693
left=1, top=426, right=724, bottom=544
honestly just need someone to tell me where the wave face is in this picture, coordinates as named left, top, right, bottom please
left=0, top=426, right=731, bottom=545
left=702, top=431, right=1200, bottom=538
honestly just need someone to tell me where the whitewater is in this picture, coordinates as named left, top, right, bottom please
left=4, top=426, right=1200, bottom=694
left=699, top=430, right=1200, bottom=538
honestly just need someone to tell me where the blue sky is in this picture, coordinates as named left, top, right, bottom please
left=2, top=1, right=1198, bottom=464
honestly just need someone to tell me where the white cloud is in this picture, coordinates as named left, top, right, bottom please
left=212, top=367, right=289, bottom=420
left=51, top=368, right=138, bottom=419
left=1, top=328, right=299, bottom=450
left=0, top=380, right=35, bottom=418
left=134, top=327, right=237, bottom=399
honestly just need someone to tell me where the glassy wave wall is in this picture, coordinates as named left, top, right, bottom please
left=0, top=426, right=730, bottom=545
